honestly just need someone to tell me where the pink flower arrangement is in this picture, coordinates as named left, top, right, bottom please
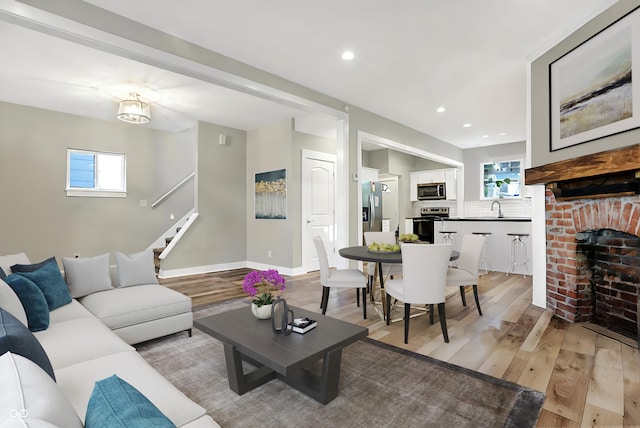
left=242, top=269, right=286, bottom=307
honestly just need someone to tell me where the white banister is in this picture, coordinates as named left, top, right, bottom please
left=151, top=172, right=195, bottom=208
left=158, top=212, right=199, bottom=260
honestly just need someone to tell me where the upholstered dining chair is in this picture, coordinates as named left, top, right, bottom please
left=313, top=236, right=368, bottom=319
left=446, top=234, right=486, bottom=316
left=385, top=243, right=453, bottom=344
left=363, top=231, right=402, bottom=295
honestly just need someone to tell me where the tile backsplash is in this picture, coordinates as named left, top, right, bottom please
left=415, top=198, right=532, bottom=218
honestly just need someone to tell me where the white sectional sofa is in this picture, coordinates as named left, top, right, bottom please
left=0, top=252, right=219, bottom=427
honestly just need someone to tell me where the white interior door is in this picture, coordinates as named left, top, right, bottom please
left=302, top=150, right=336, bottom=272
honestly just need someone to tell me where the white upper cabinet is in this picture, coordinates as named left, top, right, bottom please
left=409, top=168, right=458, bottom=201
left=445, top=169, right=456, bottom=200
left=361, top=167, right=379, bottom=183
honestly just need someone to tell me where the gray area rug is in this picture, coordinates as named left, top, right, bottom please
left=137, top=299, right=545, bottom=427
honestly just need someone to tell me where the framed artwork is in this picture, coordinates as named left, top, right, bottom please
left=550, top=7, right=640, bottom=151
left=255, top=169, right=287, bottom=219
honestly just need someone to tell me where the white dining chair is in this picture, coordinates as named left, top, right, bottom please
left=385, top=243, right=453, bottom=344
left=313, top=236, right=368, bottom=319
left=446, top=234, right=486, bottom=316
left=363, top=231, right=402, bottom=295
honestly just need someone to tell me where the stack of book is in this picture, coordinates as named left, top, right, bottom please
left=290, top=317, right=317, bottom=334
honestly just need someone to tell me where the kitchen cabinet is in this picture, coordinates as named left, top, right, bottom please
left=433, top=218, right=531, bottom=275
left=445, top=169, right=456, bottom=200
left=409, top=168, right=458, bottom=201
left=404, top=218, right=414, bottom=235
left=361, top=167, right=379, bottom=183
left=409, top=172, right=419, bottom=201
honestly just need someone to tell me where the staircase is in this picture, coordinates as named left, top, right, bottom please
left=153, top=227, right=181, bottom=273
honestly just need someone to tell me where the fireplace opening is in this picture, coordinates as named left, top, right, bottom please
left=576, top=228, right=640, bottom=343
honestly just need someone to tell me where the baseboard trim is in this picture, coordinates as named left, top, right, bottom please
left=158, top=261, right=306, bottom=279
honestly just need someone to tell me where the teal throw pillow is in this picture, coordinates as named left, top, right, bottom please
left=13, top=258, right=72, bottom=310
left=85, top=375, right=176, bottom=428
left=4, top=274, right=50, bottom=332
left=11, top=256, right=55, bottom=273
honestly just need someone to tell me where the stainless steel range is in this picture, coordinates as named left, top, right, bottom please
left=412, top=207, right=449, bottom=243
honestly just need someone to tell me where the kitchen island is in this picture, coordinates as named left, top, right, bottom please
left=434, top=217, right=531, bottom=275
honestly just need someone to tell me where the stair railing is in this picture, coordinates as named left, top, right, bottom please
left=155, top=212, right=199, bottom=261
left=151, top=172, right=195, bottom=208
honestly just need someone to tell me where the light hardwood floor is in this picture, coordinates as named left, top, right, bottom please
left=160, top=269, right=639, bottom=427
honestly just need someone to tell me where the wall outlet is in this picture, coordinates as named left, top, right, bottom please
left=268, top=250, right=272, bottom=258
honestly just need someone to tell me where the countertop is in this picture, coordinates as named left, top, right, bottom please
left=445, top=217, right=531, bottom=222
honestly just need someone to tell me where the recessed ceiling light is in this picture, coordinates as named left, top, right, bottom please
left=482, top=134, right=490, bottom=139
left=499, top=132, right=507, bottom=136
left=463, top=123, right=472, bottom=128
left=341, top=51, right=355, bottom=61
left=436, top=106, right=446, bottom=113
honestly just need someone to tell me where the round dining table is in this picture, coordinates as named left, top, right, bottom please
left=338, top=245, right=459, bottom=321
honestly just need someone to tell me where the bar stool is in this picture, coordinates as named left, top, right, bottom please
left=472, top=232, right=492, bottom=274
left=439, top=231, right=457, bottom=267
left=439, top=231, right=457, bottom=245
left=507, top=233, right=529, bottom=277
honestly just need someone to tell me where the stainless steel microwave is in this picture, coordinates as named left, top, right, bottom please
left=417, top=182, right=446, bottom=200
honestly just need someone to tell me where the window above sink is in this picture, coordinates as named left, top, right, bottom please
left=481, top=160, right=522, bottom=199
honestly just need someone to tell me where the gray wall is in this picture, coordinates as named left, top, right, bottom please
left=530, top=1, right=640, bottom=168
left=246, top=119, right=293, bottom=267
left=161, top=121, right=248, bottom=271
left=463, top=141, right=526, bottom=200
left=0, top=101, right=195, bottom=265
left=244, top=118, right=336, bottom=269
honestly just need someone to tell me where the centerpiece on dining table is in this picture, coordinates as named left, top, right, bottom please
left=367, top=242, right=401, bottom=253
left=243, top=269, right=286, bottom=319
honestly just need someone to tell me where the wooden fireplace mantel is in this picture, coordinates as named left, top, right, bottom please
left=525, top=144, right=640, bottom=185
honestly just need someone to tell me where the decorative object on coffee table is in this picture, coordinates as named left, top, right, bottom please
left=250, top=303, right=272, bottom=319
left=271, top=297, right=293, bottom=335
left=242, top=269, right=286, bottom=319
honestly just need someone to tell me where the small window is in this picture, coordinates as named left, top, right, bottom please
left=66, top=149, right=126, bottom=197
left=481, top=160, right=521, bottom=199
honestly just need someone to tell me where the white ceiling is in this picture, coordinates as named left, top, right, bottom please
left=0, top=0, right=618, bottom=149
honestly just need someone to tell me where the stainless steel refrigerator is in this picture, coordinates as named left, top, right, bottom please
left=362, top=181, right=382, bottom=232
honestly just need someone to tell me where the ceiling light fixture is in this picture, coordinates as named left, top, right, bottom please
left=117, top=93, right=150, bottom=124
left=463, top=123, right=472, bottom=128
left=436, top=106, right=446, bottom=113
left=341, top=50, right=355, bottom=61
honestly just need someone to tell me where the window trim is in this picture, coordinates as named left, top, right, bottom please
left=66, top=149, right=127, bottom=198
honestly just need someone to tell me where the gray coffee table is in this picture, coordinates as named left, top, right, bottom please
left=194, top=305, right=368, bottom=404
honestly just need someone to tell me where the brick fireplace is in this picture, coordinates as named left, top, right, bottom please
left=545, top=191, right=640, bottom=339
left=527, top=144, right=640, bottom=341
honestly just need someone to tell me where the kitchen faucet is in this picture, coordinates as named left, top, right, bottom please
left=491, top=200, right=504, bottom=218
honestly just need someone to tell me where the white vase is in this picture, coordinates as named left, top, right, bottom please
left=251, top=303, right=272, bottom=319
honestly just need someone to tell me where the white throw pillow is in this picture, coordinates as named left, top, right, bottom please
left=0, top=352, right=83, bottom=427
left=115, top=250, right=158, bottom=287
left=0, top=253, right=30, bottom=275
left=0, top=279, right=28, bottom=326
left=62, top=253, right=113, bottom=298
